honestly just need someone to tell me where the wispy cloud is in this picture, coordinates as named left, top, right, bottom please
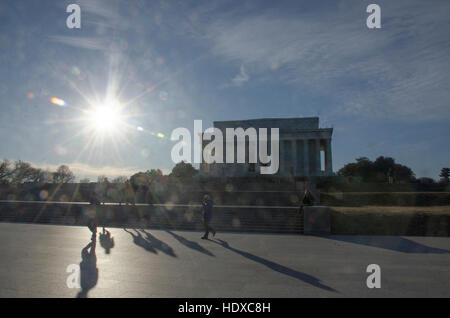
left=232, top=64, right=250, bottom=87
left=33, top=162, right=140, bottom=180
left=201, top=0, right=450, bottom=121
left=48, top=35, right=109, bottom=50
left=48, top=0, right=129, bottom=51
left=220, top=64, right=250, bottom=88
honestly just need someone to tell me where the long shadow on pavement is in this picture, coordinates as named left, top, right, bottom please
left=77, top=235, right=98, bottom=298
left=140, top=229, right=177, bottom=257
left=210, top=239, right=337, bottom=293
left=324, top=236, right=450, bottom=254
left=99, top=227, right=115, bottom=254
left=166, top=230, right=214, bottom=257
left=124, top=228, right=157, bottom=254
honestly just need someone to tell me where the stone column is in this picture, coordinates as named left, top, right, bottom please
left=315, top=139, right=321, bottom=176
left=303, top=139, right=309, bottom=176
left=325, top=138, right=333, bottom=175
left=291, top=139, right=297, bottom=177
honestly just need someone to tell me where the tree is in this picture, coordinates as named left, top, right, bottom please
left=337, top=157, right=373, bottom=181
left=440, top=167, right=450, bottom=183
left=53, top=165, right=75, bottom=183
left=147, top=169, right=163, bottom=180
left=28, top=167, right=43, bottom=183
left=97, top=175, right=108, bottom=183
left=338, top=156, right=415, bottom=183
left=80, top=178, right=90, bottom=183
left=392, top=163, right=415, bottom=182
left=129, top=169, right=164, bottom=189
left=37, top=169, right=54, bottom=183
left=373, top=156, right=395, bottom=181
left=170, top=161, right=198, bottom=180
left=0, top=159, right=12, bottom=184
left=10, top=161, right=39, bottom=184
left=112, top=176, right=127, bottom=183
left=129, top=172, right=150, bottom=191
left=418, top=177, right=435, bottom=185
left=0, top=160, right=50, bottom=184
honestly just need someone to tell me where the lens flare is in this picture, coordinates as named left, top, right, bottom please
left=71, top=66, right=81, bottom=76
left=39, top=190, right=48, bottom=200
left=50, top=97, right=66, bottom=107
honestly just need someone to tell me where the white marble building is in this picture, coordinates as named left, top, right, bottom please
left=200, top=117, right=333, bottom=178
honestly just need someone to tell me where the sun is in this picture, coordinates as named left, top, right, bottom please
left=90, top=106, right=119, bottom=131
left=87, top=100, right=123, bottom=134
left=74, top=96, right=133, bottom=161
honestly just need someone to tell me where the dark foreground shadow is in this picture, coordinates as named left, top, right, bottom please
left=166, top=230, right=214, bottom=257
left=141, top=229, right=176, bottom=257
left=99, top=227, right=115, bottom=254
left=77, top=236, right=98, bottom=298
left=124, top=228, right=176, bottom=257
left=211, top=239, right=336, bottom=293
left=325, top=236, right=450, bottom=254
left=124, top=228, right=157, bottom=254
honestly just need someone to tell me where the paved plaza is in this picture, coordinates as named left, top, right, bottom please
left=0, top=222, right=449, bottom=297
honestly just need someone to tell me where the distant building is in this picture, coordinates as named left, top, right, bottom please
left=200, top=117, right=333, bottom=178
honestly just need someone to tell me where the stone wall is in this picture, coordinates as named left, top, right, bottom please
left=0, top=202, right=303, bottom=233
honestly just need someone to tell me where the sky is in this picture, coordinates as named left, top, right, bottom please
left=0, top=0, right=449, bottom=181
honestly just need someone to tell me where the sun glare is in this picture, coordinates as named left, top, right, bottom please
left=87, top=101, right=123, bottom=134
left=75, top=97, right=133, bottom=162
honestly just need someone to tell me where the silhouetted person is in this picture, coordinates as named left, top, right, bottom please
left=87, top=195, right=99, bottom=237
left=77, top=238, right=98, bottom=298
left=99, top=227, right=115, bottom=254
left=201, top=194, right=216, bottom=240
left=102, top=177, right=111, bottom=204
left=299, top=188, right=315, bottom=215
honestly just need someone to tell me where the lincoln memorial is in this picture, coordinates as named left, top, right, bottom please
left=200, top=117, right=333, bottom=178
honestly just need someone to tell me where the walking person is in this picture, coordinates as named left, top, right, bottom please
left=102, top=177, right=111, bottom=205
left=298, top=188, right=315, bottom=215
left=201, top=194, right=216, bottom=240
left=87, top=193, right=100, bottom=237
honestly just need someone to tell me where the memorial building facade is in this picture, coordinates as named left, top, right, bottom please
left=200, top=117, right=333, bottom=178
